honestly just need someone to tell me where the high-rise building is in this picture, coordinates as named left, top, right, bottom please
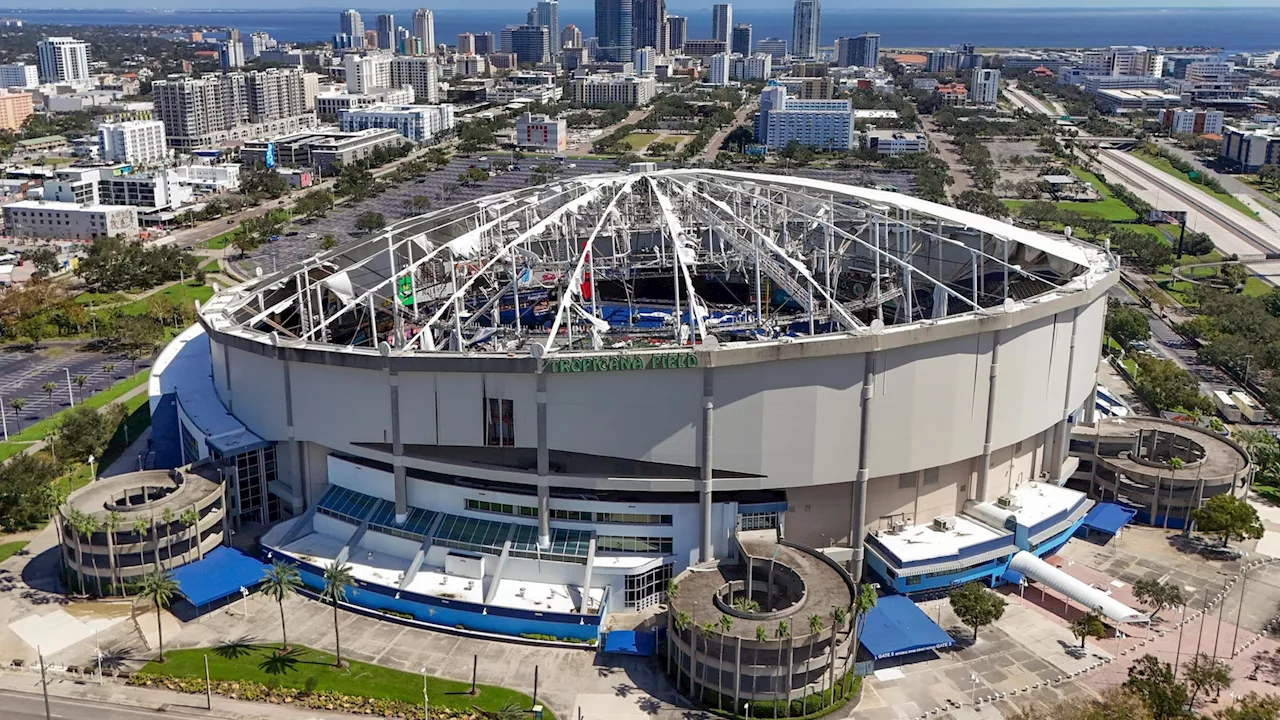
left=791, top=0, right=820, bottom=60
left=666, top=16, right=687, bottom=52
left=475, top=33, right=496, bottom=55
left=708, top=53, right=731, bottom=86
left=0, top=64, right=38, bottom=89
left=339, top=104, right=454, bottom=142
left=220, top=41, right=245, bottom=70
left=971, top=67, right=1000, bottom=106
left=501, top=26, right=517, bottom=53
left=683, top=39, right=727, bottom=60
left=536, top=1, right=560, bottom=50
left=154, top=72, right=315, bottom=150
left=594, top=0, right=632, bottom=63
left=511, top=25, right=551, bottom=65
left=340, top=10, right=366, bottom=49
left=457, top=33, right=476, bottom=54
left=731, top=24, right=752, bottom=56
left=243, top=31, right=272, bottom=60
left=391, top=56, right=440, bottom=103
left=98, top=120, right=167, bottom=165
left=377, top=14, right=396, bottom=51
left=243, top=68, right=309, bottom=122
left=712, top=4, right=733, bottom=44
left=755, top=84, right=853, bottom=150
left=412, top=9, right=435, bottom=54
left=0, top=90, right=32, bottom=132
left=571, top=73, right=656, bottom=106
left=632, top=0, right=665, bottom=56
left=561, top=25, right=582, bottom=49
left=757, top=37, right=787, bottom=59
left=633, top=46, right=657, bottom=76
left=36, top=37, right=91, bottom=86
left=345, top=52, right=395, bottom=94
left=835, top=32, right=879, bottom=68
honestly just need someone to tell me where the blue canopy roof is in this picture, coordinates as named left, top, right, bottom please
left=603, top=630, right=655, bottom=656
left=170, top=546, right=269, bottom=607
left=1081, top=502, right=1136, bottom=536
left=859, top=595, right=955, bottom=660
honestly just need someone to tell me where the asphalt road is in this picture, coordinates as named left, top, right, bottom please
left=0, top=689, right=204, bottom=720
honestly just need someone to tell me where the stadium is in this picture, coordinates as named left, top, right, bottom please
left=150, top=166, right=1124, bottom=642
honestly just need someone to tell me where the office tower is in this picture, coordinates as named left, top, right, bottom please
left=711, top=4, right=733, bottom=44
left=536, top=0, right=560, bottom=49
left=397, top=27, right=411, bottom=54
left=632, top=0, right=665, bottom=56
left=475, top=33, right=496, bottom=55
left=594, top=0, right=632, bottom=62
left=633, top=46, right=657, bottom=75
left=527, top=8, right=539, bottom=26
left=849, top=32, right=880, bottom=68
left=377, top=14, right=395, bottom=51
left=731, top=23, right=752, bottom=56
left=666, top=16, right=687, bottom=52
left=412, top=9, right=435, bottom=54
left=243, top=31, right=271, bottom=60
left=972, top=67, right=1000, bottom=106
left=511, top=25, right=550, bottom=64
left=458, top=33, right=476, bottom=54
left=36, top=36, right=91, bottom=86
left=0, top=64, right=38, bottom=89
left=561, top=25, right=582, bottom=48
left=791, top=0, right=820, bottom=60
left=757, top=37, right=787, bottom=59
left=340, top=9, right=365, bottom=49
left=501, top=26, right=517, bottom=53
left=219, top=40, right=245, bottom=70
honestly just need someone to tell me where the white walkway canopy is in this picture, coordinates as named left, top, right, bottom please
left=1008, top=551, right=1149, bottom=624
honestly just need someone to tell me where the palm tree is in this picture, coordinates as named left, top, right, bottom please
left=805, top=614, right=823, bottom=712
left=179, top=507, right=201, bottom=560
left=322, top=561, right=355, bottom=668
left=73, top=375, right=87, bottom=403
left=68, top=511, right=102, bottom=595
left=41, top=381, right=57, bottom=416
left=673, top=610, right=693, bottom=692
left=103, top=511, right=122, bottom=595
left=63, top=509, right=88, bottom=594
left=102, top=363, right=115, bottom=379
left=9, top=397, right=24, bottom=432
left=138, top=569, right=179, bottom=662
left=716, top=615, right=733, bottom=711
left=131, top=518, right=149, bottom=575
left=828, top=606, right=848, bottom=702
left=851, top=584, right=877, bottom=674
left=775, top=619, right=791, bottom=717
left=160, top=508, right=175, bottom=568
left=261, top=561, right=303, bottom=652
left=697, top=622, right=716, bottom=706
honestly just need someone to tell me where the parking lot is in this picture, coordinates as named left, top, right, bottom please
left=0, top=346, right=144, bottom=431
left=230, top=159, right=919, bottom=278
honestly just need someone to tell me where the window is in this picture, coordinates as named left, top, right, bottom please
left=624, top=562, right=672, bottom=609
left=466, top=498, right=515, bottom=515
left=906, top=575, right=921, bottom=586
left=596, top=512, right=673, bottom=525
left=898, top=474, right=915, bottom=490
left=485, top=398, right=514, bottom=446
left=738, top=512, right=779, bottom=531
left=923, top=468, right=940, bottom=486
left=597, top=536, right=673, bottom=554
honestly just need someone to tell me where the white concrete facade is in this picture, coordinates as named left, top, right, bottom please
left=3, top=200, right=138, bottom=240
left=339, top=104, right=455, bottom=143
left=97, top=120, right=168, bottom=165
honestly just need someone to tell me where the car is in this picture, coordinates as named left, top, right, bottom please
left=269, top=235, right=280, bottom=242
left=307, top=233, right=318, bottom=240
left=286, top=231, right=299, bottom=237
left=568, top=163, right=577, bottom=168
left=226, top=219, right=236, bottom=224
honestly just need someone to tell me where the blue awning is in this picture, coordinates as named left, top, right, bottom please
left=859, top=595, right=955, bottom=660
left=170, top=546, right=269, bottom=607
left=1002, top=567, right=1026, bottom=586
left=1081, top=502, right=1136, bottom=536
left=602, top=630, right=655, bottom=656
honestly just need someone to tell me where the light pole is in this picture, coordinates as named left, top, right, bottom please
left=744, top=701, right=751, bottom=718
left=1243, top=354, right=1254, bottom=389
left=39, top=646, right=50, bottom=720
left=1233, top=567, right=1249, bottom=656
left=63, top=368, right=74, bottom=407
left=0, top=395, right=8, bottom=442
left=420, top=665, right=428, bottom=719
left=88, top=455, right=96, bottom=483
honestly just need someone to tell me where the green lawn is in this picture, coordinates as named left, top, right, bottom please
left=619, top=132, right=657, bottom=151
left=141, top=645, right=553, bottom=718
left=201, top=259, right=220, bottom=273
left=1113, top=223, right=1168, bottom=241
left=1244, top=276, right=1273, bottom=297
left=1005, top=197, right=1138, bottom=222
left=1069, top=166, right=1115, bottom=199
left=1131, top=150, right=1260, bottom=220
left=118, top=282, right=214, bottom=316
left=0, top=541, right=27, bottom=563
left=74, top=291, right=128, bottom=307
left=202, top=230, right=235, bottom=250
left=0, top=369, right=150, bottom=463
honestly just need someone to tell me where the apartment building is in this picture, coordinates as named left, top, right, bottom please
left=0, top=90, right=33, bottom=132
left=0, top=64, right=38, bottom=89
left=390, top=56, right=440, bottom=104
left=4, top=200, right=138, bottom=240
left=1160, top=108, right=1225, bottom=136
left=754, top=85, right=854, bottom=150
left=338, top=104, right=455, bottom=142
left=570, top=74, right=657, bottom=107
left=37, top=37, right=91, bottom=86
left=97, top=119, right=168, bottom=165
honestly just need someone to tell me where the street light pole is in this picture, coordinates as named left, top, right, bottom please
left=1232, top=569, right=1249, bottom=657
left=420, top=665, right=428, bottom=719
left=0, top=395, right=8, bottom=442
left=38, top=647, right=50, bottom=720
left=63, top=368, right=73, bottom=407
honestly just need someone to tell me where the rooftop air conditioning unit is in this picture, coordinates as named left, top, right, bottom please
left=996, top=494, right=1016, bottom=509
left=890, top=520, right=907, bottom=534
left=932, top=516, right=957, bottom=532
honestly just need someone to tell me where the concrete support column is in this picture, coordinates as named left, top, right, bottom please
left=278, top=341, right=305, bottom=514
left=699, top=368, right=715, bottom=563
left=1083, top=383, right=1098, bottom=426
left=536, top=372, right=550, bottom=548
left=388, top=366, right=407, bottom=522
left=849, top=352, right=876, bottom=582
left=1151, top=473, right=1162, bottom=526
left=733, top=635, right=742, bottom=713
left=1050, top=310, right=1080, bottom=483
left=977, top=330, right=1003, bottom=502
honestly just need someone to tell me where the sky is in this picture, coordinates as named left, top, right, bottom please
left=10, top=0, right=1278, bottom=9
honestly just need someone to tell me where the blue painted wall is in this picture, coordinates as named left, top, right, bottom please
left=273, top=553, right=602, bottom=643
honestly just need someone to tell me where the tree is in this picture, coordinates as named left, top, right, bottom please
left=805, top=614, right=823, bottom=712
left=55, top=405, right=122, bottom=468
left=1070, top=610, right=1106, bottom=648
left=354, top=211, right=387, bottom=232
left=75, top=237, right=196, bottom=292
left=697, top=622, right=716, bottom=704
left=41, top=381, right=57, bottom=417
left=827, top=606, right=847, bottom=704
left=1123, top=654, right=1188, bottom=720
left=457, top=167, right=490, bottom=186
left=319, top=234, right=337, bottom=250
left=1183, top=653, right=1232, bottom=709
left=955, top=190, right=1007, bottom=218
left=138, top=569, right=179, bottom=662
left=673, top=610, right=693, bottom=691
left=1106, top=304, right=1151, bottom=349
left=1018, top=200, right=1060, bottom=228
left=852, top=582, right=877, bottom=661
left=294, top=188, right=335, bottom=218
left=1182, top=230, right=1215, bottom=258
left=775, top=620, right=791, bottom=715
left=404, top=195, right=433, bottom=215
left=1131, top=578, right=1185, bottom=622
left=25, top=247, right=59, bottom=275
left=1221, top=263, right=1250, bottom=291
left=239, top=164, right=290, bottom=200
left=949, top=581, right=1007, bottom=640
left=1215, top=693, right=1280, bottom=720
left=724, top=126, right=755, bottom=152
left=1133, top=355, right=1213, bottom=414
left=1009, top=687, right=1153, bottom=720
left=322, top=561, right=355, bottom=667
left=261, top=560, right=303, bottom=652
left=73, top=374, right=87, bottom=403
left=8, top=397, right=24, bottom=432
left=103, top=511, right=122, bottom=594
left=131, top=518, right=149, bottom=571
left=1193, top=493, right=1264, bottom=548
left=0, top=453, right=59, bottom=531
